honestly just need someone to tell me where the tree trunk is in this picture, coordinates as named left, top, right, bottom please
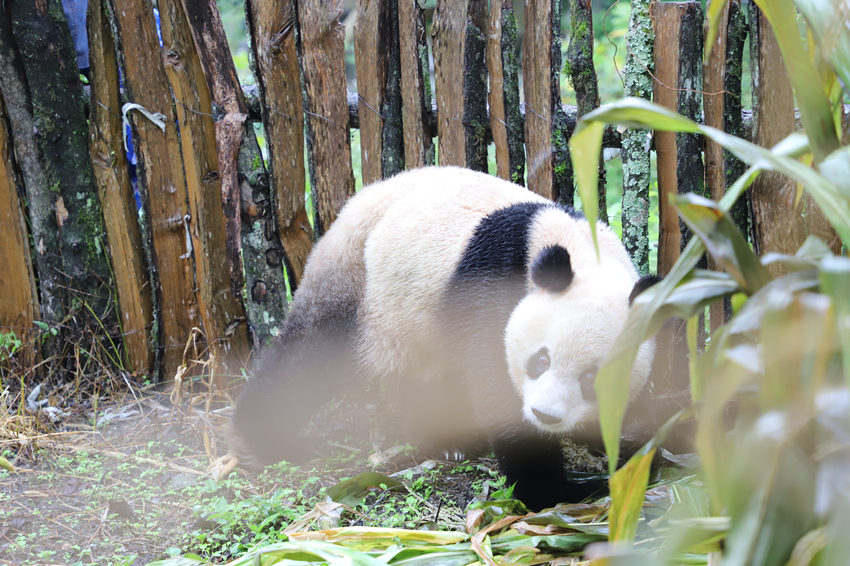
left=0, top=0, right=115, bottom=366
left=398, top=0, right=434, bottom=169
left=0, top=95, right=38, bottom=371
left=567, top=0, right=606, bottom=219
left=355, top=0, right=404, bottom=184
left=621, top=0, right=654, bottom=274
left=158, top=0, right=252, bottom=380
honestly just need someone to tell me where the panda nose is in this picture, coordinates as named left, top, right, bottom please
left=532, top=407, right=562, bottom=426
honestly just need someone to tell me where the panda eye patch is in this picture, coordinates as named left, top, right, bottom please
left=526, top=347, right=550, bottom=380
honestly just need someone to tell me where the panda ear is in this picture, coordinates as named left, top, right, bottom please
left=530, top=245, right=573, bottom=293
left=629, top=274, right=663, bottom=305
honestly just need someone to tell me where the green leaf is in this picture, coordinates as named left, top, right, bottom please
left=326, top=472, right=403, bottom=507
left=570, top=120, right=605, bottom=255
left=754, top=0, right=840, bottom=162
left=796, top=0, right=850, bottom=95
left=674, top=194, right=772, bottom=294
left=704, top=0, right=731, bottom=64
left=608, top=411, right=684, bottom=543
left=818, top=256, right=850, bottom=389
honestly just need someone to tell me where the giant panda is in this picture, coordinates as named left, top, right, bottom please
left=233, top=166, right=661, bottom=510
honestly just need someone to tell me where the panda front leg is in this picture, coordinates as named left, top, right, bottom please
left=492, top=424, right=600, bottom=511
left=232, top=328, right=361, bottom=467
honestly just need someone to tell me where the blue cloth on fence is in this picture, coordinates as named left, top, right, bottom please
left=61, top=0, right=89, bottom=70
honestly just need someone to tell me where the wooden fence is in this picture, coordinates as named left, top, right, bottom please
left=0, top=0, right=834, bottom=384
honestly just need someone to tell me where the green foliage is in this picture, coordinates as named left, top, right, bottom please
left=570, top=0, right=850, bottom=561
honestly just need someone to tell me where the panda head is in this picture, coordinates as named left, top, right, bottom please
left=504, top=244, right=656, bottom=437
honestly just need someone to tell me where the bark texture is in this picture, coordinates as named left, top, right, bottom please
left=621, top=0, right=654, bottom=274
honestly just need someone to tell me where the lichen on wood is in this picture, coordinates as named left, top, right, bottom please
left=398, top=0, right=433, bottom=168
left=246, top=0, right=314, bottom=290
left=566, top=0, right=606, bottom=220
left=182, top=0, right=289, bottom=348
left=621, top=0, right=654, bottom=274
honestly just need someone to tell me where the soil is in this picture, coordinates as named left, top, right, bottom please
left=0, top=388, right=494, bottom=566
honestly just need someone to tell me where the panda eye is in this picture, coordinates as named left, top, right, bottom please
left=525, top=347, right=550, bottom=380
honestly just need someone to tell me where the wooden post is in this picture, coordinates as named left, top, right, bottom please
left=703, top=0, right=747, bottom=330
left=158, top=0, right=252, bottom=378
left=567, top=0, right=606, bottom=219
left=523, top=0, right=571, bottom=202
left=300, top=0, right=355, bottom=237
left=621, top=0, right=654, bottom=274
left=487, top=0, right=524, bottom=184
left=398, top=0, right=434, bottom=169
left=0, top=96, right=38, bottom=370
left=432, top=0, right=488, bottom=171
left=107, top=0, right=202, bottom=377
left=355, top=0, right=404, bottom=184
left=246, top=0, right=314, bottom=288
left=183, top=0, right=290, bottom=347
left=749, top=4, right=825, bottom=272
left=652, top=1, right=703, bottom=275
left=1, top=0, right=115, bottom=365
left=88, top=0, right=154, bottom=373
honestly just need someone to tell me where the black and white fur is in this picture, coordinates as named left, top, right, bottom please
left=233, top=166, right=658, bottom=510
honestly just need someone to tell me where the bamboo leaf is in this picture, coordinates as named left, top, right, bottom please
left=569, top=120, right=605, bottom=256
left=704, top=0, right=731, bottom=63
left=609, top=411, right=684, bottom=543
left=326, top=472, right=403, bottom=508
left=818, top=256, right=850, bottom=389
left=674, top=194, right=772, bottom=294
left=754, top=0, right=840, bottom=162
left=796, top=0, right=850, bottom=95
left=577, top=99, right=850, bottom=246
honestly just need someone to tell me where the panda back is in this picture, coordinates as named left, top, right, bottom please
left=355, top=167, right=548, bottom=380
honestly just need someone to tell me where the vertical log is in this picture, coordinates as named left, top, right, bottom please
left=398, top=0, right=433, bottom=169
left=107, top=0, right=201, bottom=377
left=0, top=96, right=38, bottom=369
left=566, top=0, right=606, bottom=219
left=652, top=2, right=704, bottom=275
left=183, top=0, right=289, bottom=347
left=523, top=0, right=571, bottom=203
left=300, top=0, right=355, bottom=237
left=432, top=0, right=488, bottom=171
left=704, top=0, right=747, bottom=330
left=749, top=4, right=805, bottom=273
left=724, top=0, right=748, bottom=230
left=246, top=0, right=313, bottom=289
left=487, top=0, right=524, bottom=184
left=355, top=0, right=404, bottom=184
left=157, top=0, right=252, bottom=376
left=88, top=0, right=154, bottom=373
left=1, top=0, right=116, bottom=367
left=0, top=8, right=64, bottom=331
left=621, top=0, right=654, bottom=274
left=652, top=2, right=683, bottom=276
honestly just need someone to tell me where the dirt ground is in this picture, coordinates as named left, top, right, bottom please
left=0, top=388, right=492, bottom=566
